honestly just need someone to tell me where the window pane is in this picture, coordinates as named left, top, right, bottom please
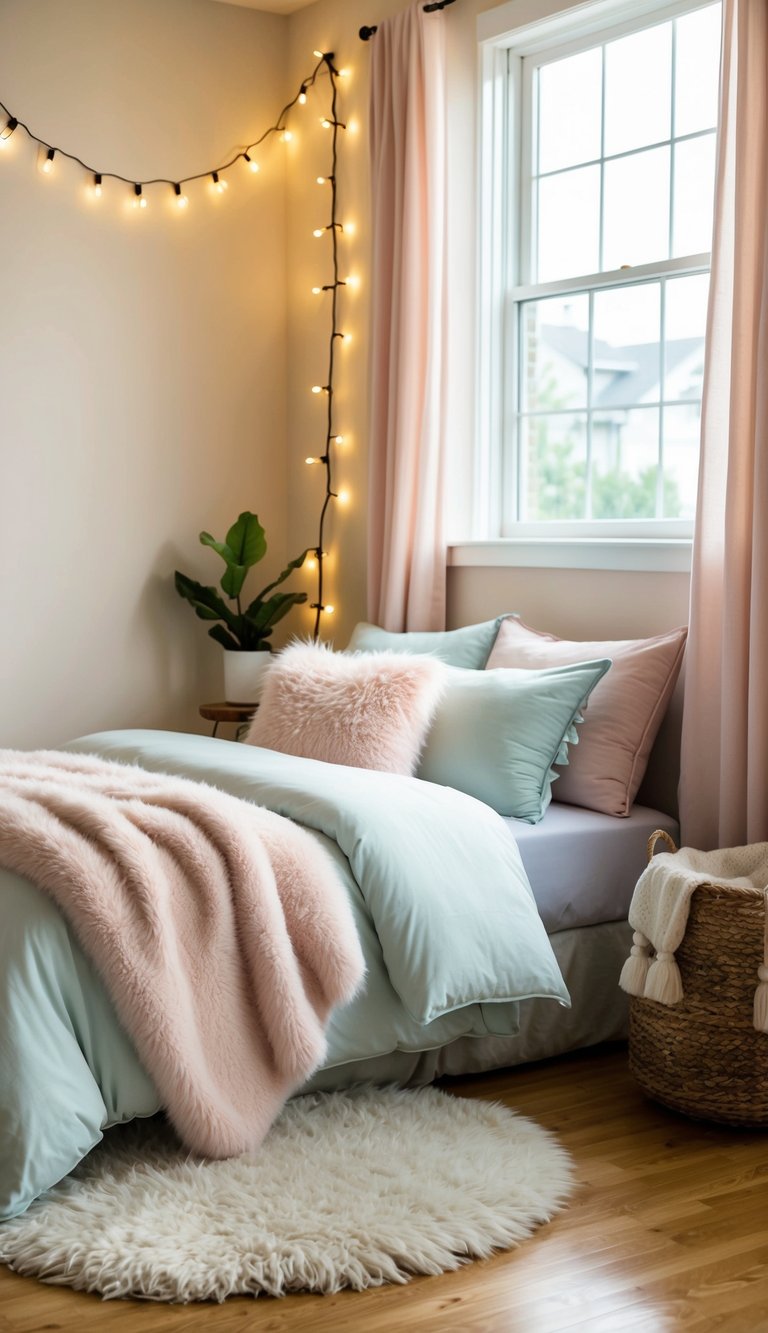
left=673, top=133, right=716, bottom=257
left=662, top=404, right=701, bottom=518
left=675, top=4, right=721, bottom=138
left=520, top=414, right=587, bottom=520
left=521, top=294, right=590, bottom=411
left=604, top=22, right=671, bottom=157
left=591, top=408, right=660, bottom=519
left=665, top=273, right=709, bottom=399
left=593, top=283, right=661, bottom=412
left=603, top=147, right=670, bottom=270
left=538, top=48, right=602, bottom=174
left=537, top=165, right=600, bottom=282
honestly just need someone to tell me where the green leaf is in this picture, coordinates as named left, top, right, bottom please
left=208, top=624, right=242, bottom=651
left=174, top=572, right=239, bottom=630
left=199, top=513, right=268, bottom=600
left=245, top=590, right=308, bottom=634
left=226, top=512, right=267, bottom=568
left=244, top=549, right=311, bottom=615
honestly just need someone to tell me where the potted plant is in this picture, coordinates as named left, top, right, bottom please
left=175, top=511, right=309, bottom=703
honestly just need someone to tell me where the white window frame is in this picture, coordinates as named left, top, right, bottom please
left=472, top=0, right=720, bottom=570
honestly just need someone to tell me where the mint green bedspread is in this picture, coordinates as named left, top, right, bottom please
left=0, top=730, right=568, bottom=1221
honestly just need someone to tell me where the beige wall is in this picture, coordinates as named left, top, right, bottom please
left=0, top=0, right=692, bottom=751
left=0, top=0, right=290, bottom=747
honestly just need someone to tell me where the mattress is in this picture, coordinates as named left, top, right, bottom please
left=508, top=802, right=680, bottom=933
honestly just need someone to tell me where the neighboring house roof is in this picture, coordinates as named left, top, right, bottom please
left=541, top=325, right=703, bottom=407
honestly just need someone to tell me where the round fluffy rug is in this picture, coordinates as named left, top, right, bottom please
left=0, top=1085, right=574, bottom=1302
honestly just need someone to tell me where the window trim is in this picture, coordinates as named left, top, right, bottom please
left=475, top=0, right=719, bottom=552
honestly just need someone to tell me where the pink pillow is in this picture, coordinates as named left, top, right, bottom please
left=245, top=642, right=445, bottom=775
left=485, top=618, right=687, bottom=817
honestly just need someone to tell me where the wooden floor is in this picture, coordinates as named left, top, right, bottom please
left=2, top=1044, right=768, bottom=1332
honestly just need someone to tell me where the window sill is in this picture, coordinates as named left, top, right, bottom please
left=448, top=538, right=692, bottom=573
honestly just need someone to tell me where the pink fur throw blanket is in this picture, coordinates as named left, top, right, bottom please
left=0, top=750, right=365, bottom=1158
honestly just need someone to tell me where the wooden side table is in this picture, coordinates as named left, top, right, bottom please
left=199, top=701, right=257, bottom=740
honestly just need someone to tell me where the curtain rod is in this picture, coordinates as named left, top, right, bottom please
left=359, top=0, right=457, bottom=41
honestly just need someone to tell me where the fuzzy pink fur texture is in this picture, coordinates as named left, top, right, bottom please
left=246, top=642, right=446, bottom=774
left=0, top=750, right=365, bottom=1159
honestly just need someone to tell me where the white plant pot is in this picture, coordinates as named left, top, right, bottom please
left=223, top=650, right=273, bottom=705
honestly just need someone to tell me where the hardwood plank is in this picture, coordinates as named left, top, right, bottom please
left=2, top=1046, right=768, bottom=1332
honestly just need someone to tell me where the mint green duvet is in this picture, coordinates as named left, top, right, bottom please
left=0, top=730, right=569, bottom=1221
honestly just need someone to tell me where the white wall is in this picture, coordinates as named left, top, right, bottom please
left=0, top=0, right=290, bottom=747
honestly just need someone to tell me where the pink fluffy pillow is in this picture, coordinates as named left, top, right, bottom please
left=245, top=642, right=446, bottom=775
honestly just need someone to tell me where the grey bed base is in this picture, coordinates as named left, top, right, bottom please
left=304, top=918, right=633, bottom=1092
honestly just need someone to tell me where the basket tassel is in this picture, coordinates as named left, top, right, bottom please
left=619, top=931, right=653, bottom=996
left=644, top=950, right=684, bottom=1005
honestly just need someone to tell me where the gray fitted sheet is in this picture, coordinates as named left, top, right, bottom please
left=508, top=803, right=679, bottom=933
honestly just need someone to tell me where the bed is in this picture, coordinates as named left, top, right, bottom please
left=0, top=705, right=678, bottom=1223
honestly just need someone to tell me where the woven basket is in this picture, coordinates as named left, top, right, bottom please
left=629, top=830, right=768, bottom=1128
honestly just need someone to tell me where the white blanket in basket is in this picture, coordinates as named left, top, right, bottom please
left=619, top=841, right=768, bottom=1033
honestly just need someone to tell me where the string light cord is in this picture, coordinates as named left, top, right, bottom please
left=0, top=60, right=324, bottom=190
left=309, top=52, right=343, bottom=642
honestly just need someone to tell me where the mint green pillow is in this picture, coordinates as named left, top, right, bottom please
left=417, top=660, right=611, bottom=823
left=346, top=616, right=512, bottom=669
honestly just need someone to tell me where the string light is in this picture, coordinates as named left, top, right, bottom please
left=0, top=60, right=324, bottom=213
left=307, top=51, right=350, bottom=642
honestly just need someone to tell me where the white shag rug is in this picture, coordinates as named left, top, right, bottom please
left=0, top=1085, right=574, bottom=1302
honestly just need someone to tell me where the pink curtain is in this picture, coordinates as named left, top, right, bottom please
left=680, top=0, right=768, bottom=849
left=367, top=1, right=447, bottom=631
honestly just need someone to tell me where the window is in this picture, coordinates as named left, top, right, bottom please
left=482, top=0, right=721, bottom=541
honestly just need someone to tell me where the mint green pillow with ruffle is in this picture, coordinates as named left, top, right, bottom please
left=417, top=660, right=611, bottom=823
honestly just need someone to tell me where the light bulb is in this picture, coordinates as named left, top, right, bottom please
left=324, top=605, right=335, bottom=615
left=173, top=183, right=188, bottom=208
left=316, top=176, right=326, bottom=185
left=346, top=274, right=361, bottom=290
left=244, top=154, right=259, bottom=173
left=313, top=228, right=324, bottom=238
left=339, top=68, right=351, bottom=78
left=305, top=456, right=318, bottom=464
left=306, top=557, right=317, bottom=571
left=321, top=118, right=332, bottom=130
left=133, top=183, right=146, bottom=208
left=311, top=386, right=323, bottom=395
left=298, top=85, right=308, bottom=105
left=344, top=221, right=356, bottom=236
left=211, top=171, right=227, bottom=193
left=337, top=489, right=350, bottom=505
left=282, top=130, right=293, bottom=143
left=313, top=49, right=324, bottom=58
left=348, top=118, right=359, bottom=134
left=41, top=148, right=55, bottom=174
left=312, top=286, right=322, bottom=296
left=0, top=117, right=18, bottom=145
left=335, top=435, right=344, bottom=445
left=93, top=173, right=103, bottom=197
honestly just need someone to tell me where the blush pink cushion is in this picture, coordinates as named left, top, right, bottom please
left=486, top=618, right=687, bottom=817
left=245, top=642, right=446, bottom=775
